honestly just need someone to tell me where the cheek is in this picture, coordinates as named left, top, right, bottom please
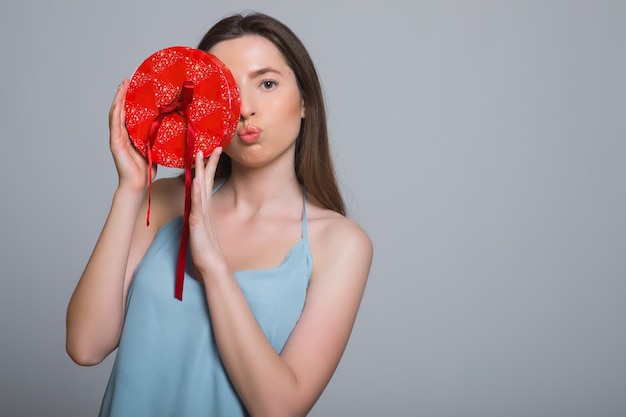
left=274, top=102, right=303, bottom=144
left=281, top=73, right=303, bottom=115
left=286, top=100, right=304, bottom=133
left=285, top=93, right=305, bottom=120
left=270, top=93, right=303, bottom=124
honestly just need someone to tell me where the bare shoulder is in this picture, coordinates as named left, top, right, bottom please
left=151, top=175, right=185, bottom=195
left=146, top=176, right=186, bottom=228
left=307, top=205, right=373, bottom=283
left=309, top=209, right=372, bottom=254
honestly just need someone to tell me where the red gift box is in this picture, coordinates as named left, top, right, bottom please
left=125, top=46, right=240, bottom=167
left=124, top=46, right=241, bottom=301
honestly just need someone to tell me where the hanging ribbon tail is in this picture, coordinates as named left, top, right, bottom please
left=174, top=80, right=197, bottom=301
left=145, top=116, right=162, bottom=227
left=143, top=80, right=196, bottom=300
left=146, top=148, right=154, bottom=226
left=175, top=120, right=196, bottom=301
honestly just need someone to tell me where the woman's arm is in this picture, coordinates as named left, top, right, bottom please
left=190, top=151, right=373, bottom=417
left=66, top=187, right=147, bottom=365
left=65, top=79, right=158, bottom=366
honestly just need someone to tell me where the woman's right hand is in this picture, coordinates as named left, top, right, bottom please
left=109, top=78, right=155, bottom=192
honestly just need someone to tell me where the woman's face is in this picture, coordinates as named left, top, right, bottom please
left=210, top=35, right=305, bottom=169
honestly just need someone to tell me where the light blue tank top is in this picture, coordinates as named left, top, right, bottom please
left=99, top=185, right=312, bottom=416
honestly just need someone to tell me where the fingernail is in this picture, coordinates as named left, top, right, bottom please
left=198, top=150, right=204, bottom=159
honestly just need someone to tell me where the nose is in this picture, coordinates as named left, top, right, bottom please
left=238, top=85, right=255, bottom=121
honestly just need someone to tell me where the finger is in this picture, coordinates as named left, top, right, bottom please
left=191, top=155, right=203, bottom=217
left=109, top=79, right=127, bottom=119
left=204, top=146, right=222, bottom=185
left=202, top=148, right=220, bottom=197
left=194, top=150, right=205, bottom=187
left=109, top=79, right=130, bottom=140
left=192, top=151, right=206, bottom=205
left=118, top=79, right=131, bottom=138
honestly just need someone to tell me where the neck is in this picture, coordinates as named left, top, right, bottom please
left=221, top=161, right=302, bottom=216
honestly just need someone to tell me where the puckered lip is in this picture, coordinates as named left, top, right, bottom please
left=238, top=125, right=261, bottom=136
left=238, top=125, right=262, bottom=143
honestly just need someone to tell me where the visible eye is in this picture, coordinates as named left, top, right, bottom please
left=260, top=79, right=278, bottom=90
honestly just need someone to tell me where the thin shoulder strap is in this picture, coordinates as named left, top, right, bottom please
left=301, top=187, right=308, bottom=240
left=212, top=178, right=227, bottom=195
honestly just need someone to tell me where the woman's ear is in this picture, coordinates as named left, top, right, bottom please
left=300, top=100, right=306, bottom=119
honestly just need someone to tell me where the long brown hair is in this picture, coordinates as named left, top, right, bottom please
left=198, top=12, right=346, bottom=216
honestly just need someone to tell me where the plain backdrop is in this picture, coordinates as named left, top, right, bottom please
left=1, top=1, right=624, bottom=416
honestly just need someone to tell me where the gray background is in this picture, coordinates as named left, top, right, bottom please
left=1, top=0, right=624, bottom=416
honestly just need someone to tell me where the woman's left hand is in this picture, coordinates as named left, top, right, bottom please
left=188, top=146, right=226, bottom=276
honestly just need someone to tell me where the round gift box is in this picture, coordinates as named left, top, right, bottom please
left=124, top=46, right=240, bottom=168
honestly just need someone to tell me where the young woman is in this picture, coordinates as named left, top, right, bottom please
left=66, top=12, right=372, bottom=417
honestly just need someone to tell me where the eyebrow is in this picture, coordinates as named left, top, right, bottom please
left=250, top=67, right=283, bottom=78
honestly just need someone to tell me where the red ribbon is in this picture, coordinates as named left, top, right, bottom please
left=146, top=81, right=196, bottom=301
